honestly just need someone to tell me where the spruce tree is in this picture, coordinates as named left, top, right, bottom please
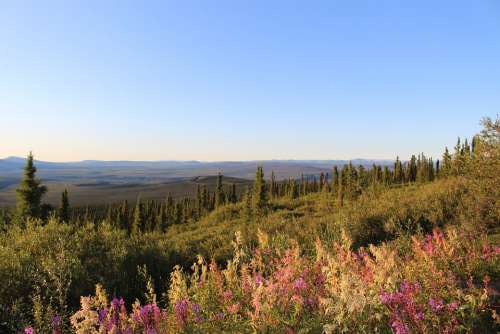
left=215, top=172, right=224, bottom=208
left=394, top=157, right=403, bottom=184
left=120, top=200, right=130, bottom=231
left=166, top=194, right=175, bottom=226
left=196, top=185, right=203, bottom=218
left=441, top=147, right=452, bottom=176
left=229, top=183, right=237, bottom=203
left=337, top=172, right=344, bottom=207
left=252, top=166, right=268, bottom=216
left=242, top=186, right=252, bottom=221
left=382, top=166, right=389, bottom=185
left=332, top=166, right=339, bottom=195
left=15, top=152, right=47, bottom=220
left=58, top=188, right=70, bottom=222
left=300, top=173, right=306, bottom=196
left=270, top=171, right=276, bottom=199
left=132, top=198, right=144, bottom=235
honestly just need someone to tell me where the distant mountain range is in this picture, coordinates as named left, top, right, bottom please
left=0, top=157, right=392, bottom=172
left=0, top=156, right=394, bottom=206
left=0, top=156, right=393, bottom=180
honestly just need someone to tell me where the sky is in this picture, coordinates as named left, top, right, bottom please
left=1, top=0, right=499, bottom=162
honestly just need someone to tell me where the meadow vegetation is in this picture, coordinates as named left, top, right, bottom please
left=0, top=117, right=498, bottom=333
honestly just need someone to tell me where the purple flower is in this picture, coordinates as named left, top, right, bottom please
left=429, top=297, right=444, bottom=313
left=447, top=301, right=459, bottom=312
left=175, top=299, right=189, bottom=327
left=391, top=320, right=409, bottom=334
left=292, top=277, right=308, bottom=291
left=191, top=303, right=201, bottom=314
left=190, top=303, right=203, bottom=323
left=24, top=327, right=34, bottom=334
left=98, top=308, right=108, bottom=324
left=222, top=290, right=233, bottom=301
left=380, top=291, right=394, bottom=304
left=51, top=315, right=61, bottom=327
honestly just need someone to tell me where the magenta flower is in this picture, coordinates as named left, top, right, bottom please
left=447, top=301, right=459, bottom=312
left=175, top=299, right=189, bottom=327
left=24, top=327, right=34, bottom=334
left=429, top=297, right=444, bottom=313
left=391, top=319, right=409, bottom=334
left=292, top=277, right=308, bottom=291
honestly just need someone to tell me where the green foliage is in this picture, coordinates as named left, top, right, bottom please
left=15, top=152, right=47, bottom=221
left=58, top=189, right=70, bottom=223
left=252, top=166, right=268, bottom=217
left=1, top=117, right=499, bottom=332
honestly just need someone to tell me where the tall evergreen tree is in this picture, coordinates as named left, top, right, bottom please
left=337, top=172, right=344, bottom=207
left=215, top=172, right=224, bottom=208
left=120, top=200, right=130, bottom=231
left=196, top=185, right=203, bottom=218
left=331, top=166, right=339, bottom=195
left=394, top=156, right=403, bottom=184
left=270, top=171, right=276, bottom=199
left=16, top=152, right=47, bottom=220
left=132, top=198, right=144, bottom=235
left=382, top=165, right=390, bottom=185
left=242, top=186, right=252, bottom=221
left=58, top=188, right=70, bottom=222
left=441, top=147, right=452, bottom=176
left=229, top=183, right=237, bottom=203
left=166, top=194, right=175, bottom=225
left=252, top=166, right=268, bottom=216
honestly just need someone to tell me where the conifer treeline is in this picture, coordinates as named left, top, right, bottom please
left=2, top=137, right=478, bottom=233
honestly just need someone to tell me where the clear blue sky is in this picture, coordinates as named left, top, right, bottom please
left=1, top=1, right=499, bottom=161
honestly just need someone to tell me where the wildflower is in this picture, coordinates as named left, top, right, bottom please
left=380, top=291, right=394, bottom=304
left=292, top=277, right=308, bottom=291
left=98, top=308, right=108, bottom=324
left=391, top=319, right=409, bottom=334
left=24, top=327, right=35, bottom=334
left=429, top=297, right=444, bottom=313
left=291, top=294, right=304, bottom=305
left=52, top=315, right=62, bottom=334
left=228, top=303, right=240, bottom=314
left=174, top=299, right=189, bottom=327
left=447, top=301, right=459, bottom=312
left=191, top=303, right=203, bottom=322
left=222, top=290, right=233, bottom=302
left=255, top=274, right=264, bottom=286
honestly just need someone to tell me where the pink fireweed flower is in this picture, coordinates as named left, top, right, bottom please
left=391, top=319, right=409, bottom=334
left=380, top=291, right=393, bottom=304
left=227, top=303, right=240, bottom=314
left=428, top=297, right=445, bottom=313
left=98, top=308, right=108, bottom=324
left=24, top=327, right=34, bottom=334
left=447, top=301, right=459, bottom=312
left=291, top=294, right=304, bottom=305
left=191, top=303, right=203, bottom=323
left=51, top=315, right=62, bottom=334
left=174, top=299, right=189, bottom=328
left=222, top=290, right=233, bottom=302
left=292, top=277, right=308, bottom=291
left=255, top=274, right=264, bottom=286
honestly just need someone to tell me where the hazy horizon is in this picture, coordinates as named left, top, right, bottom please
left=0, top=155, right=395, bottom=163
left=1, top=1, right=499, bottom=161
